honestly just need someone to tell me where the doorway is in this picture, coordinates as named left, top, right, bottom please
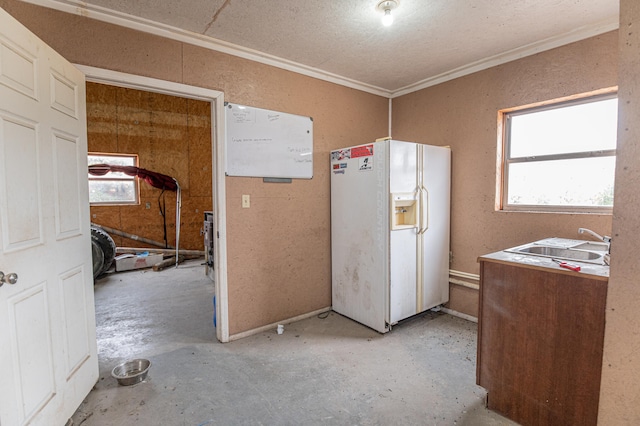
left=78, top=66, right=229, bottom=342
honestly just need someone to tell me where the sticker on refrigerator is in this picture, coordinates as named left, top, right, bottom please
left=331, top=149, right=351, bottom=161
left=351, top=144, right=374, bottom=158
left=359, top=157, right=373, bottom=171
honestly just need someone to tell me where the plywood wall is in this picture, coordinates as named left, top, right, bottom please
left=0, top=0, right=388, bottom=335
left=87, top=82, right=212, bottom=251
left=392, top=31, right=618, bottom=317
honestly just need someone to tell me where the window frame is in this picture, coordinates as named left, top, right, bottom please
left=497, top=89, right=618, bottom=214
left=88, top=152, right=140, bottom=206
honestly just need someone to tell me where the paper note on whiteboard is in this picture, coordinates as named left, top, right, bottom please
left=225, top=103, right=313, bottom=179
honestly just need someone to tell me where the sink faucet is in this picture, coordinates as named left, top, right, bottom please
left=578, top=228, right=612, bottom=255
left=578, top=228, right=611, bottom=243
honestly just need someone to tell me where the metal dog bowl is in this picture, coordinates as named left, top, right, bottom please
left=111, top=359, right=151, bottom=386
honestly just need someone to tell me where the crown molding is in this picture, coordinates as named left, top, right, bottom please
left=391, top=16, right=620, bottom=98
left=20, top=0, right=393, bottom=97
left=20, top=1, right=619, bottom=99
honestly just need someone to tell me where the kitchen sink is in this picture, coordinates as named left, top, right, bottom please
left=516, top=246, right=602, bottom=261
left=504, top=238, right=608, bottom=265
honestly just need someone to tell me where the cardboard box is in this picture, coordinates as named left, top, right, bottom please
left=115, top=253, right=164, bottom=272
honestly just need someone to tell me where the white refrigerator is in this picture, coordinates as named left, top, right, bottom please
left=330, top=140, right=451, bottom=333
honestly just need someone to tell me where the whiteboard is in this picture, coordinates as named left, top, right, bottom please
left=225, top=103, right=313, bottom=178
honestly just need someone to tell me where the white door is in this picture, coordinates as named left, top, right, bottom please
left=0, top=7, right=98, bottom=426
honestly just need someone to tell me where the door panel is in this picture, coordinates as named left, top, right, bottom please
left=0, top=114, right=42, bottom=251
left=0, top=6, right=97, bottom=426
left=53, top=132, right=82, bottom=238
left=0, top=36, right=37, bottom=100
left=9, top=284, right=56, bottom=422
left=60, top=267, right=91, bottom=378
left=50, top=70, right=79, bottom=119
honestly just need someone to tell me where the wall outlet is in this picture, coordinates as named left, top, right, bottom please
left=242, top=194, right=250, bottom=208
left=145, top=202, right=151, bottom=209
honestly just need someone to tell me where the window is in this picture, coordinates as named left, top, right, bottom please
left=499, top=92, right=618, bottom=212
left=88, top=153, right=139, bottom=205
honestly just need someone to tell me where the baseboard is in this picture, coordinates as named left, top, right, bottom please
left=228, top=307, right=332, bottom=341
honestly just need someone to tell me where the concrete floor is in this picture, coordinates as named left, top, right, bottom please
left=71, top=260, right=516, bottom=426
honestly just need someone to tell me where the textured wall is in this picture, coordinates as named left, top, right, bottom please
left=1, top=0, right=622, bottom=340
left=598, top=1, right=640, bottom=423
left=392, top=32, right=618, bottom=316
left=88, top=83, right=212, bottom=251
left=0, top=0, right=388, bottom=335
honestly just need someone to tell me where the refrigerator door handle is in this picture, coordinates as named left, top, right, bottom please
left=417, top=186, right=423, bottom=233
left=419, top=186, right=429, bottom=234
left=420, top=185, right=429, bottom=234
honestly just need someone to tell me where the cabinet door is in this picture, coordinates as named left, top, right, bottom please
left=477, top=261, right=607, bottom=426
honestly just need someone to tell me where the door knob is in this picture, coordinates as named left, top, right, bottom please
left=0, top=271, right=18, bottom=286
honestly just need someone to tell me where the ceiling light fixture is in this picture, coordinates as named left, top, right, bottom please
left=376, top=0, right=398, bottom=27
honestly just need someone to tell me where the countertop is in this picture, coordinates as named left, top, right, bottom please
left=478, top=239, right=610, bottom=281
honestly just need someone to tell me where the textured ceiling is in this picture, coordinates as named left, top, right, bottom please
left=23, top=0, right=619, bottom=96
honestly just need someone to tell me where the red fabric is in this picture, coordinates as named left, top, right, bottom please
left=88, top=164, right=178, bottom=191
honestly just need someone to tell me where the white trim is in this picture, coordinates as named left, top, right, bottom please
left=22, top=0, right=392, bottom=98
left=390, top=17, right=620, bottom=98
left=228, top=307, right=331, bottom=342
left=23, top=0, right=618, bottom=99
left=388, top=98, right=393, bottom=138
left=77, top=65, right=231, bottom=343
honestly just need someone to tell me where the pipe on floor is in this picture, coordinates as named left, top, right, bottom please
left=116, top=247, right=204, bottom=256
left=448, top=269, right=480, bottom=290
left=92, top=223, right=174, bottom=249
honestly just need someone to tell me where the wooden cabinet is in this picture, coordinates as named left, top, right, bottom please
left=477, top=259, right=607, bottom=426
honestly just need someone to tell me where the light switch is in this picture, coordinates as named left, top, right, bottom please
left=242, top=194, right=250, bottom=208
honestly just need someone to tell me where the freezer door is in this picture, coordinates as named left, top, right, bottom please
left=389, top=141, right=419, bottom=324
left=331, top=142, right=390, bottom=333
left=418, top=145, right=451, bottom=310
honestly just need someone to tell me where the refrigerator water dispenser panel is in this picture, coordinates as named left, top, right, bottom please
left=391, top=193, right=418, bottom=230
